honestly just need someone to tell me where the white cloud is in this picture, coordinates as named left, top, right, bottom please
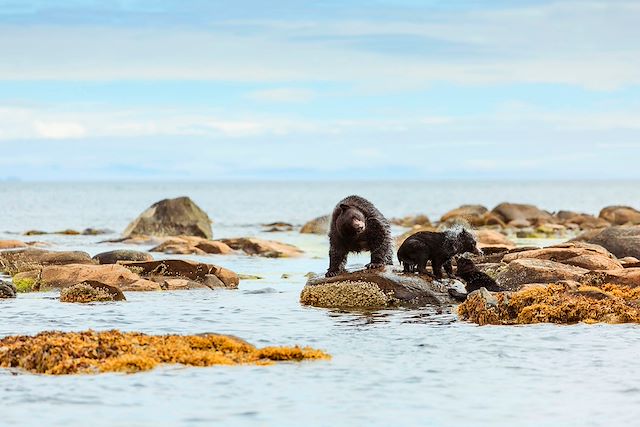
left=34, top=121, right=86, bottom=139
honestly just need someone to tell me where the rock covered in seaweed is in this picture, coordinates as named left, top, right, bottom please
left=123, top=196, right=213, bottom=239
left=60, top=281, right=126, bottom=303
left=458, top=282, right=640, bottom=325
left=301, top=270, right=461, bottom=309
left=0, top=330, right=330, bottom=375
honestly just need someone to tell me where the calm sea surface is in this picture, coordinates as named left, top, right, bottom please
left=1, top=181, right=640, bottom=427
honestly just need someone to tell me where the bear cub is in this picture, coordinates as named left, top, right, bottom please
left=447, top=257, right=502, bottom=301
left=397, top=227, right=480, bottom=279
left=326, top=195, right=394, bottom=277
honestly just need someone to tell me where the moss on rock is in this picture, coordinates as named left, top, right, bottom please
left=0, top=330, right=330, bottom=375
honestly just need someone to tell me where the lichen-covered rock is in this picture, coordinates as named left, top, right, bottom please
left=440, top=205, right=488, bottom=227
left=123, top=197, right=212, bottom=239
left=0, top=249, right=95, bottom=275
left=12, top=271, right=38, bottom=292
left=300, top=215, right=330, bottom=234
left=0, top=330, right=330, bottom=375
left=60, top=281, right=126, bottom=303
left=573, top=226, right=640, bottom=259
left=458, top=282, right=640, bottom=325
left=120, top=259, right=239, bottom=289
left=39, top=264, right=161, bottom=291
left=491, top=203, right=552, bottom=225
left=301, top=270, right=459, bottom=309
left=92, top=250, right=153, bottom=264
left=218, top=237, right=303, bottom=258
left=495, top=258, right=588, bottom=290
left=149, top=236, right=233, bottom=255
left=0, top=280, right=16, bottom=298
left=599, top=206, right=640, bottom=225
left=501, top=242, right=623, bottom=271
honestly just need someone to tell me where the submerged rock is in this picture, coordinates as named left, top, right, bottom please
left=123, top=196, right=213, bottom=239
left=218, top=237, right=303, bottom=258
left=300, top=270, right=460, bottom=309
left=0, top=330, right=330, bottom=375
left=92, top=250, right=153, bottom=264
left=120, top=259, right=239, bottom=289
left=458, top=282, right=640, bottom=325
left=0, top=280, right=16, bottom=298
left=60, top=281, right=126, bottom=303
left=300, top=215, right=330, bottom=234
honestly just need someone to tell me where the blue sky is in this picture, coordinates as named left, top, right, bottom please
left=1, top=0, right=639, bottom=180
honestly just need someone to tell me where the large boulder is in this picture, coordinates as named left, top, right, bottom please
left=573, top=226, right=640, bottom=259
left=599, top=206, right=640, bottom=225
left=440, top=205, right=488, bottom=227
left=495, top=258, right=589, bottom=290
left=300, top=215, right=330, bottom=234
left=491, top=203, right=552, bottom=226
left=300, top=270, right=460, bottom=309
left=0, top=249, right=94, bottom=275
left=149, top=236, right=233, bottom=256
left=218, top=238, right=303, bottom=258
left=123, top=197, right=212, bottom=239
left=92, top=250, right=153, bottom=264
left=120, top=259, right=239, bottom=289
left=501, top=242, right=623, bottom=271
left=39, top=264, right=161, bottom=291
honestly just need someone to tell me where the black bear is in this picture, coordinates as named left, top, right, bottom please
left=448, top=257, right=502, bottom=301
left=326, top=195, right=394, bottom=277
left=397, top=227, right=480, bottom=279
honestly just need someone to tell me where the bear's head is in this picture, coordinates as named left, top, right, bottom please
left=457, top=229, right=481, bottom=255
left=336, top=204, right=366, bottom=237
left=456, top=256, right=477, bottom=274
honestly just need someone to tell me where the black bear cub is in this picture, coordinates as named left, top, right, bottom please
left=397, top=227, right=480, bottom=279
left=447, top=257, right=502, bottom=301
left=326, top=195, right=394, bottom=277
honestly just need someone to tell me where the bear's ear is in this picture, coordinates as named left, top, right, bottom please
left=339, top=203, right=351, bottom=212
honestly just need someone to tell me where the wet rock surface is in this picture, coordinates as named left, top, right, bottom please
left=92, top=250, right=154, bottom=264
left=0, top=280, right=16, bottom=298
left=301, top=269, right=460, bottom=308
left=0, top=249, right=95, bottom=275
left=120, top=259, right=239, bottom=289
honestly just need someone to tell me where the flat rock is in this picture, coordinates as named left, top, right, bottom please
left=300, top=269, right=460, bottom=309
left=495, top=258, right=589, bottom=290
left=501, top=242, right=623, bottom=271
left=149, top=236, right=233, bottom=255
left=39, top=264, right=160, bottom=291
left=92, top=250, right=154, bottom=264
left=218, top=237, right=303, bottom=258
left=123, top=196, right=212, bottom=239
left=120, top=259, right=239, bottom=289
left=0, top=249, right=95, bottom=274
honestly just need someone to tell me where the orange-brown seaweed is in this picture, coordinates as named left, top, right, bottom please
left=0, top=330, right=330, bottom=375
left=458, top=282, right=640, bottom=325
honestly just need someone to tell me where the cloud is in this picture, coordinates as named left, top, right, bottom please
left=34, top=121, right=86, bottom=139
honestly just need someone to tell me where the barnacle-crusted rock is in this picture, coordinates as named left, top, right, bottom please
left=301, top=270, right=458, bottom=309
left=123, top=196, right=213, bottom=239
left=0, top=280, right=16, bottom=298
left=0, top=330, right=330, bottom=375
left=60, top=281, right=126, bottom=303
left=458, top=282, right=640, bottom=325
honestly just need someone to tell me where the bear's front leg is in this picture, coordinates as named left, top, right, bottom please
left=326, top=245, right=348, bottom=277
left=443, top=259, right=455, bottom=278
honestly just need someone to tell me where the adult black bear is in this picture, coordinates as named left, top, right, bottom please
left=448, top=257, right=502, bottom=301
left=397, top=227, right=480, bottom=279
left=325, top=195, right=394, bottom=277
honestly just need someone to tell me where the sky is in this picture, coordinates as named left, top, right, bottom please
left=0, top=0, right=639, bottom=181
